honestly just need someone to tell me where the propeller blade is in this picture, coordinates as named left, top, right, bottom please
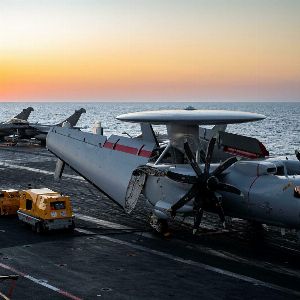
left=212, top=156, right=238, bottom=177
left=204, top=138, right=216, bottom=176
left=184, top=142, right=202, bottom=177
left=217, top=182, right=242, bottom=196
left=199, top=149, right=206, bottom=163
left=166, top=171, right=198, bottom=184
left=193, top=207, right=204, bottom=234
left=170, top=184, right=199, bottom=216
left=212, top=195, right=226, bottom=227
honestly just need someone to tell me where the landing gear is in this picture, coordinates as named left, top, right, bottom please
left=149, top=214, right=170, bottom=237
left=248, top=221, right=264, bottom=231
left=246, top=221, right=266, bottom=242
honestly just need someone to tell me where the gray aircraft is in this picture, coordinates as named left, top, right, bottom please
left=46, top=109, right=300, bottom=236
left=0, top=107, right=34, bottom=140
left=25, top=108, right=86, bottom=145
left=3, top=108, right=86, bottom=145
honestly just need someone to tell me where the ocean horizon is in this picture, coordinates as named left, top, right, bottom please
left=0, top=101, right=299, bottom=157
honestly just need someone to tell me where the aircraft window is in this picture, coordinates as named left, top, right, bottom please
left=26, top=199, right=32, bottom=210
left=275, top=165, right=285, bottom=176
left=267, top=167, right=276, bottom=173
left=50, top=201, right=65, bottom=210
left=282, top=161, right=300, bottom=175
left=286, top=168, right=300, bottom=176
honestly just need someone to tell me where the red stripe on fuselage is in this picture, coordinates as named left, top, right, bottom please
left=114, top=144, right=138, bottom=155
left=224, top=146, right=259, bottom=159
left=139, top=149, right=152, bottom=158
left=103, top=141, right=152, bottom=158
left=103, top=141, right=114, bottom=149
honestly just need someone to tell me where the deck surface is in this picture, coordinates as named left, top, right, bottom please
left=0, top=145, right=299, bottom=300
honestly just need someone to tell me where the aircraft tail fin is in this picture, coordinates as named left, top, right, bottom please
left=57, top=108, right=86, bottom=127
left=219, top=131, right=269, bottom=158
left=14, top=107, right=34, bottom=121
left=140, top=123, right=159, bottom=146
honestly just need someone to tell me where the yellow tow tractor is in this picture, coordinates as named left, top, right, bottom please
left=0, top=189, right=20, bottom=215
left=17, top=188, right=75, bottom=233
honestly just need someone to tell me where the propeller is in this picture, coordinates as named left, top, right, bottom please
left=167, top=138, right=241, bottom=233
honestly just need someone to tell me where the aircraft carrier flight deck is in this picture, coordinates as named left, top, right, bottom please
left=0, top=145, right=299, bottom=300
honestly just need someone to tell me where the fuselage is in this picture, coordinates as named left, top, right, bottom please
left=143, top=159, right=300, bottom=229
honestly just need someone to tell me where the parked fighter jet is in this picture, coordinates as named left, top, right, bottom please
left=47, top=109, right=300, bottom=236
left=25, top=108, right=86, bottom=145
left=3, top=108, right=86, bottom=146
left=0, top=107, right=34, bottom=140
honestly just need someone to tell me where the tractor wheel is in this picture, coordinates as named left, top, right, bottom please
left=35, top=223, right=43, bottom=234
left=68, top=220, right=75, bottom=232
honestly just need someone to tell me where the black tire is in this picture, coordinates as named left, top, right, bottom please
left=69, top=220, right=75, bottom=232
left=35, top=223, right=43, bottom=234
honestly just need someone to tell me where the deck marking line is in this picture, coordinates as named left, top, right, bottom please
left=0, top=263, right=26, bottom=277
left=73, top=214, right=300, bottom=297
left=74, top=214, right=249, bottom=261
left=95, top=234, right=300, bottom=297
left=75, top=228, right=96, bottom=235
left=0, top=162, right=83, bottom=181
left=24, top=275, right=59, bottom=292
left=75, top=213, right=132, bottom=230
left=0, top=263, right=82, bottom=300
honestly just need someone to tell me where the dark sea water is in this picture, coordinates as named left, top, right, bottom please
left=0, top=102, right=299, bottom=157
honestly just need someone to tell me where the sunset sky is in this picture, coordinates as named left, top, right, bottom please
left=0, top=0, right=299, bottom=102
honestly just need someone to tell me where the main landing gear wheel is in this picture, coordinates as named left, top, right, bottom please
left=149, top=214, right=171, bottom=237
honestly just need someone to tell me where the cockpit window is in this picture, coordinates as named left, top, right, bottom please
left=267, top=167, right=276, bottom=173
left=50, top=201, right=65, bottom=210
left=279, top=161, right=300, bottom=176
left=286, top=167, right=300, bottom=176
left=275, top=165, right=285, bottom=176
